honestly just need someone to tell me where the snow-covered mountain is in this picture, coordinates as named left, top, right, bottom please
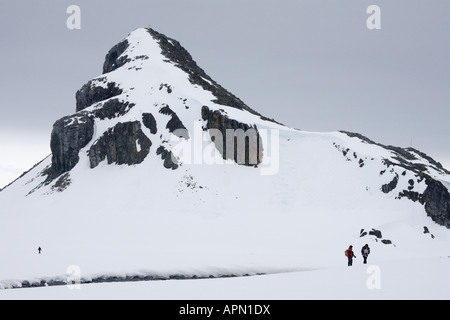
left=1, top=27, right=450, bottom=289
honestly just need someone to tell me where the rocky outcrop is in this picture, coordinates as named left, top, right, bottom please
left=369, top=229, right=382, bottom=238
left=88, top=121, right=152, bottom=168
left=103, top=39, right=131, bottom=74
left=49, top=114, right=94, bottom=179
left=422, top=178, right=450, bottom=228
left=158, top=105, right=188, bottom=138
left=76, top=79, right=122, bottom=112
left=91, top=99, right=134, bottom=120
left=51, top=173, right=71, bottom=192
left=341, top=131, right=449, bottom=175
left=396, top=178, right=450, bottom=228
left=142, top=113, right=157, bottom=134
left=156, top=146, right=179, bottom=170
left=381, top=173, right=399, bottom=193
left=48, top=98, right=136, bottom=179
left=201, top=106, right=263, bottom=166
left=342, top=131, right=450, bottom=229
left=360, top=228, right=393, bottom=245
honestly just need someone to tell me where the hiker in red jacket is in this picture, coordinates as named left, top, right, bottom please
left=346, top=245, right=356, bottom=266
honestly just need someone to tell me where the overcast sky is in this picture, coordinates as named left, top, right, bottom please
left=0, top=0, right=449, bottom=188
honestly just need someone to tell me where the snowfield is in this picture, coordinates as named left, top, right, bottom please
left=1, top=126, right=449, bottom=300
left=1, top=28, right=450, bottom=300
left=1, top=257, right=450, bottom=300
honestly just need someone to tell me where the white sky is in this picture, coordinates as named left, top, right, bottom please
left=0, top=0, right=449, bottom=188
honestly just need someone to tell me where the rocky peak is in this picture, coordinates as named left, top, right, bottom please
left=146, top=28, right=265, bottom=117
left=31, top=27, right=450, bottom=230
left=46, top=27, right=271, bottom=184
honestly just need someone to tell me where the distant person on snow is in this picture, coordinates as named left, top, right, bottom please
left=38, top=246, right=42, bottom=254
left=361, top=244, right=370, bottom=264
left=345, top=245, right=356, bottom=266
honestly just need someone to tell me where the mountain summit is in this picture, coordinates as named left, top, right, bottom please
left=1, top=27, right=450, bottom=286
left=49, top=27, right=276, bottom=183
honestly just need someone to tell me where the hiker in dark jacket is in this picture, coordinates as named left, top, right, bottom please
left=361, top=244, right=370, bottom=264
left=346, top=245, right=356, bottom=266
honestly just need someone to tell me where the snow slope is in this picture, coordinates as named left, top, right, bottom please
left=0, top=28, right=449, bottom=297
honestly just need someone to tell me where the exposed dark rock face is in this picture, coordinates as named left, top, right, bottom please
left=76, top=79, right=123, bottom=112
left=49, top=114, right=94, bottom=179
left=103, top=39, right=131, bottom=74
left=398, top=190, right=422, bottom=203
left=360, top=228, right=393, bottom=244
left=423, top=226, right=435, bottom=238
left=369, top=229, right=382, bottom=238
left=159, top=83, right=172, bottom=94
left=51, top=173, right=71, bottom=192
left=142, top=113, right=157, bottom=134
left=408, top=179, right=415, bottom=190
left=394, top=176, right=450, bottom=229
left=156, top=146, right=179, bottom=170
left=397, top=177, right=450, bottom=228
left=201, top=106, right=262, bottom=166
left=48, top=98, right=136, bottom=179
left=88, top=121, right=152, bottom=168
left=158, top=105, right=188, bottom=138
left=422, top=178, right=450, bottom=228
left=50, top=47, right=138, bottom=179
left=381, top=173, right=399, bottom=193
left=91, top=99, right=134, bottom=120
